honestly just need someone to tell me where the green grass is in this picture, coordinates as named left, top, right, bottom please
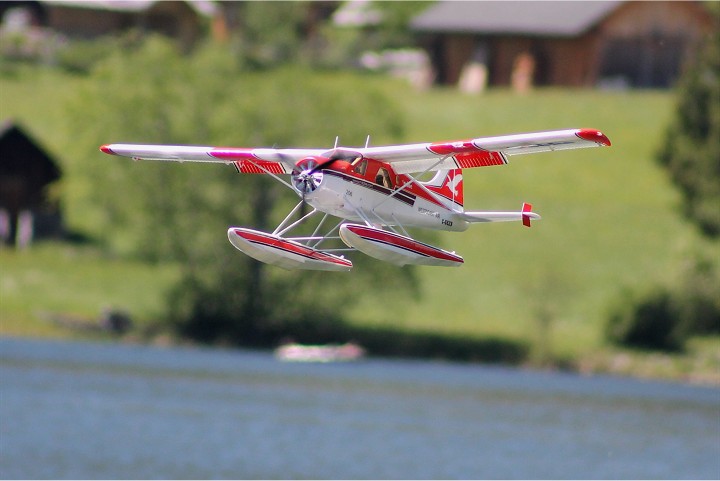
left=1, top=65, right=718, bottom=379
left=346, top=86, right=719, bottom=361
left=0, top=242, right=179, bottom=338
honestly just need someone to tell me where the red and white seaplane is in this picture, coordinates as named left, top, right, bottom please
left=100, top=128, right=610, bottom=271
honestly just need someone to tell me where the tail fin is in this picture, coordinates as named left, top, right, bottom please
left=522, top=202, right=533, bottom=227
left=422, top=169, right=464, bottom=211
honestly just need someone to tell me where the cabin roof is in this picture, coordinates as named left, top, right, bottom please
left=0, top=120, right=61, bottom=184
left=411, top=1, right=622, bottom=37
left=39, top=0, right=217, bottom=17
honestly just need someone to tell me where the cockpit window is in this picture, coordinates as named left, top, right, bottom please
left=352, top=158, right=368, bottom=175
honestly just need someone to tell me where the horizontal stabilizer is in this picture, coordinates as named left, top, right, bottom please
left=462, top=203, right=540, bottom=227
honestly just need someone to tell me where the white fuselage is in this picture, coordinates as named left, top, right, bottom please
left=305, top=170, right=470, bottom=232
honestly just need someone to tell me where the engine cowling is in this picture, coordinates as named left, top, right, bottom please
left=291, top=156, right=328, bottom=195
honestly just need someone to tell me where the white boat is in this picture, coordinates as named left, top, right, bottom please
left=274, top=342, right=365, bottom=363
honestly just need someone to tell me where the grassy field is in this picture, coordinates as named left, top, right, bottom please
left=0, top=243, right=179, bottom=338
left=1, top=65, right=718, bottom=382
left=347, top=86, right=717, bottom=353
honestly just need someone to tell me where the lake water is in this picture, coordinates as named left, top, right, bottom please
left=1, top=338, right=718, bottom=479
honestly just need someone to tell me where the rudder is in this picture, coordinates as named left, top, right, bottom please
left=422, top=169, right=464, bottom=211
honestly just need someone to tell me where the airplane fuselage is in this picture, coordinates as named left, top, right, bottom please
left=302, top=159, right=470, bottom=232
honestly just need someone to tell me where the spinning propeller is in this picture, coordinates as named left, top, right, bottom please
left=291, top=157, right=323, bottom=195
left=291, top=155, right=339, bottom=197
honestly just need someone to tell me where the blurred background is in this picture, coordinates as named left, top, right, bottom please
left=1, top=1, right=718, bottom=478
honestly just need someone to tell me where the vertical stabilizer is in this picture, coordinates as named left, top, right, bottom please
left=422, top=169, right=464, bottom=211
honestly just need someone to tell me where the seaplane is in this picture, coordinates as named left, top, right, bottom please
left=100, top=128, right=610, bottom=272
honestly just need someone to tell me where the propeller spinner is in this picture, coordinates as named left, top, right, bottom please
left=291, top=156, right=336, bottom=196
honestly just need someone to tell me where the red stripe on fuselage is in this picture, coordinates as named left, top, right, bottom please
left=325, top=170, right=418, bottom=207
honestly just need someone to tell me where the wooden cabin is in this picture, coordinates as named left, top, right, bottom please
left=411, top=1, right=715, bottom=89
left=0, top=121, right=63, bottom=247
left=0, top=0, right=217, bottom=50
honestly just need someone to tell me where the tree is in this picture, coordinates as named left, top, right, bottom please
left=655, top=19, right=720, bottom=336
left=370, top=1, right=433, bottom=49
left=68, top=37, right=416, bottom=345
left=607, top=22, right=720, bottom=350
left=657, top=21, right=720, bottom=238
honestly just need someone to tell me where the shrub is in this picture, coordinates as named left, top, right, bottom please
left=606, top=288, right=687, bottom=351
left=675, top=257, right=720, bottom=335
left=56, top=35, right=131, bottom=74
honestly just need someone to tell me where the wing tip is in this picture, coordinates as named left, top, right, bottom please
left=576, top=129, right=611, bottom=147
left=99, top=145, right=115, bottom=155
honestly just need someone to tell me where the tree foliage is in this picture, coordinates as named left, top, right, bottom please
left=227, top=2, right=312, bottom=68
left=607, top=22, right=720, bottom=351
left=68, top=36, right=416, bottom=345
left=369, top=1, right=434, bottom=48
left=606, top=288, right=686, bottom=351
left=657, top=22, right=720, bottom=238
left=606, top=255, right=720, bottom=351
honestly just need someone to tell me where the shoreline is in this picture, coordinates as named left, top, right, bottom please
left=3, top=331, right=718, bottom=388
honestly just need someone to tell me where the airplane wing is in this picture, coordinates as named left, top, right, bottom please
left=357, top=128, right=611, bottom=174
left=101, top=128, right=609, bottom=175
left=99, top=144, right=323, bottom=174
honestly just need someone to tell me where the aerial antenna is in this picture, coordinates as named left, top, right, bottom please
left=334, top=136, right=339, bottom=149
left=365, top=135, right=371, bottom=148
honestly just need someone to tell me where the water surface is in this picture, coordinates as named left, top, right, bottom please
left=1, top=338, right=718, bottom=479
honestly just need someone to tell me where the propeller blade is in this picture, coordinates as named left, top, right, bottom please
left=307, top=156, right=337, bottom=175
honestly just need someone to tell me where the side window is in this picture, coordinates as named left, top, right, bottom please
left=352, top=158, right=368, bottom=175
left=376, top=168, right=392, bottom=188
